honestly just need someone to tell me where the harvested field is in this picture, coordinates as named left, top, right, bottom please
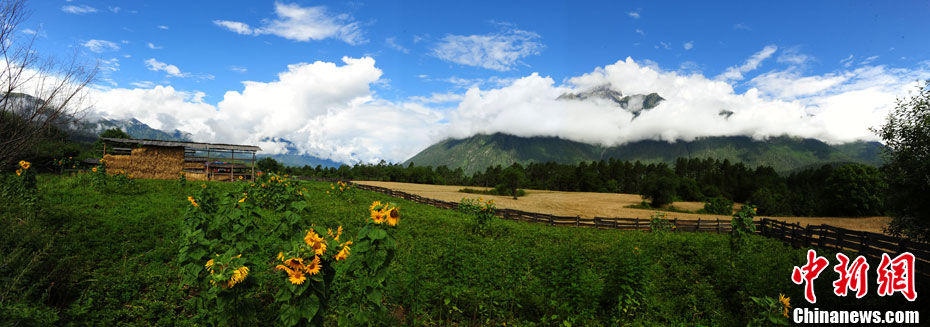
left=355, top=181, right=891, bottom=234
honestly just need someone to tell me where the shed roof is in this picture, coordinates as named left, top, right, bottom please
left=100, top=138, right=262, bottom=152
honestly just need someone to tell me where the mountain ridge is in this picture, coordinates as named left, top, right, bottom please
left=404, top=133, right=884, bottom=174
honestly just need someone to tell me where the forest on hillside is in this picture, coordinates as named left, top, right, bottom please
left=269, top=157, right=886, bottom=218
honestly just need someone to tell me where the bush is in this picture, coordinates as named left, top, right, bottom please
left=699, top=196, right=733, bottom=215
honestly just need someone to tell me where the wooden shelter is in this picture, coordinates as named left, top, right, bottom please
left=100, top=138, right=262, bottom=182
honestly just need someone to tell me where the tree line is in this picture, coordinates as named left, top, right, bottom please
left=264, top=157, right=886, bottom=218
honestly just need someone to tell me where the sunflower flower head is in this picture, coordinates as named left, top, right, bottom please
left=15, top=169, right=21, bottom=176
left=305, top=255, right=322, bottom=275
left=92, top=167, right=98, bottom=172
left=386, top=207, right=400, bottom=226
left=188, top=196, right=199, bottom=207
left=779, top=293, right=791, bottom=318
left=288, top=269, right=306, bottom=285
left=20, top=161, right=30, bottom=169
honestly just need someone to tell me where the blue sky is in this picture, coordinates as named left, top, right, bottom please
left=20, top=0, right=930, bottom=163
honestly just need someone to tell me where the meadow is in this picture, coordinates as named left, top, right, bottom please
left=356, top=181, right=891, bottom=233
left=0, top=171, right=919, bottom=326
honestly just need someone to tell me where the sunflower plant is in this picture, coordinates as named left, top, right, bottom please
left=273, top=227, right=352, bottom=327
left=243, top=172, right=301, bottom=210
left=340, top=201, right=401, bottom=325
left=458, top=197, right=496, bottom=235
left=746, top=293, right=791, bottom=326
left=729, top=204, right=757, bottom=252
left=648, top=211, right=674, bottom=232
left=198, top=250, right=258, bottom=326
left=325, top=180, right=354, bottom=201
left=1, top=160, right=38, bottom=211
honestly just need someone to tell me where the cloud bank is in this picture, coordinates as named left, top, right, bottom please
left=86, top=50, right=929, bottom=164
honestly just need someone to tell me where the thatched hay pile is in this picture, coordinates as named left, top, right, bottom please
left=103, top=154, right=132, bottom=174
left=186, top=172, right=208, bottom=181
left=114, top=146, right=185, bottom=180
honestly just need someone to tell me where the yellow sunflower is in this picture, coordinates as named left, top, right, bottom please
left=188, top=196, right=199, bottom=207
left=305, top=255, right=322, bottom=275
left=288, top=269, right=306, bottom=285
left=228, top=266, right=249, bottom=288
left=20, top=161, right=30, bottom=169
left=15, top=169, right=21, bottom=176
left=284, top=257, right=305, bottom=271
left=370, top=210, right=386, bottom=224
left=369, top=201, right=383, bottom=211
left=334, top=241, right=352, bottom=261
left=778, top=293, right=791, bottom=318
left=386, top=207, right=400, bottom=226
left=92, top=167, right=98, bottom=172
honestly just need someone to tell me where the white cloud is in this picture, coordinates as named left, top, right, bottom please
left=62, top=5, right=97, bottom=14
left=385, top=37, right=409, bottom=54
left=147, top=42, right=163, bottom=49
left=445, top=57, right=929, bottom=147
left=683, top=41, right=694, bottom=50
left=408, top=92, right=464, bottom=104
left=98, top=58, right=120, bottom=72
left=628, top=11, right=640, bottom=19
left=82, top=39, right=120, bottom=53
left=777, top=47, right=811, bottom=65
left=229, top=66, right=248, bottom=73
left=213, top=2, right=365, bottom=45
left=157, top=25, right=169, bottom=30
left=144, top=58, right=187, bottom=77
left=840, top=54, right=854, bottom=67
left=734, top=23, right=751, bottom=31
left=716, top=45, right=777, bottom=81
left=108, top=6, right=120, bottom=13
left=22, top=28, right=36, bottom=35
left=635, top=29, right=645, bottom=36
left=129, top=81, right=155, bottom=88
left=431, top=24, right=544, bottom=71
left=860, top=55, right=879, bottom=65
left=213, top=20, right=253, bottom=35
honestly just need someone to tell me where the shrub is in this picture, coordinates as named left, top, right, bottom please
left=700, top=196, right=733, bottom=215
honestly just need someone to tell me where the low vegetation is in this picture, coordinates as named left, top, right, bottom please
left=2, top=169, right=917, bottom=326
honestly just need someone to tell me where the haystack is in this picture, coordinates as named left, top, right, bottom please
left=114, top=146, right=185, bottom=180
left=103, top=154, right=132, bottom=174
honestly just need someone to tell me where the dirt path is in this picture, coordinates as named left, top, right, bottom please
left=355, top=181, right=891, bottom=234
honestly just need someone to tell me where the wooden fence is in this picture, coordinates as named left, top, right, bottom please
left=302, top=178, right=930, bottom=282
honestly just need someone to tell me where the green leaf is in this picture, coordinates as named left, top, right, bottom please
left=302, top=293, right=321, bottom=321
left=369, top=228, right=387, bottom=240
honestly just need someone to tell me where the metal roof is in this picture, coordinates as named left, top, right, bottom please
left=100, top=137, right=261, bottom=152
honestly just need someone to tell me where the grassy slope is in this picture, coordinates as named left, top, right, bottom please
left=4, top=175, right=917, bottom=326
left=406, top=133, right=884, bottom=174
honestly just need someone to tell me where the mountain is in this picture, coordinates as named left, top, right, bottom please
left=404, top=133, right=885, bottom=174
left=69, top=118, right=193, bottom=142
left=556, top=84, right=664, bottom=118
left=256, top=137, right=342, bottom=168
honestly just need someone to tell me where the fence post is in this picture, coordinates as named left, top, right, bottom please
left=634, top=218, right=640, bottom=230
left=673, top=218, right=678, bottom=232
left=804, top=225, right=813, bottom=247
left=696, top=218, right=701, bottom=233
left=716, top=218, right=720, bottom=233
left=859, top=231, right=869, bottom=255
left=613, top=218, right=618, bottom=229
left=896, top=238, right=909, bottom=256
left=549, top=214, right=554, bottom=226
left=575, top=216, right=580, bottom=227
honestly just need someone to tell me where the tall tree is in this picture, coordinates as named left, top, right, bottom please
left=873, top=79, right=930, bottom=241
left=0, top=0, right=98, bottom=167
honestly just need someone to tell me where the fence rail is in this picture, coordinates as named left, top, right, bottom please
left=302, top=178, right=930, bottom=282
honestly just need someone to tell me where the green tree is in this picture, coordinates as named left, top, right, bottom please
left=823, top=164, right=885, bottom=217
left=256, top=157, right=283, bottom=173
left=499, top=164, right=526, bottom=199
left=641, top=172, right=678, bottom=208
left=873, top=80, right=930, bottom=241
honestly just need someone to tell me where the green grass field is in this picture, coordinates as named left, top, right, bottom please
left=0, top=174, right=916, bottom=326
